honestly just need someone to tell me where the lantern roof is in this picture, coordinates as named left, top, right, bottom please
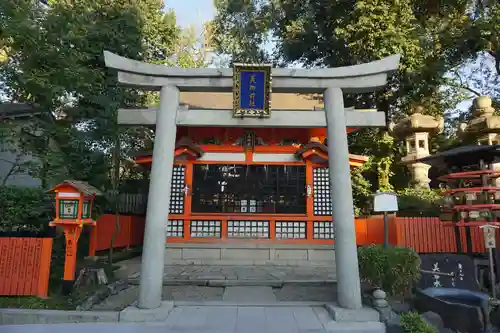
left=412, top=144, right=500, bottom=168
left=47, top=180, right=102, bottom=196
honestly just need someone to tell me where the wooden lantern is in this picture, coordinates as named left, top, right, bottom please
left=47, top=180, right=102, bottom=289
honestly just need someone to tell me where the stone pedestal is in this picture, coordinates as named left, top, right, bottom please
left=408, top=162, right=432, bottom=189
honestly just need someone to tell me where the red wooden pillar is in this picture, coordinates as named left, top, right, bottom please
left=306, top=159, right=314, bottom=240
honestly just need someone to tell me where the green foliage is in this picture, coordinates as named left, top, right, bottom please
left=0, top=0, right=206, bottom=191
left=212, top=0, right=499, bottom=192
left=358, top=244, right=420, bottom=296
left=0, top=186, right=51, bottom=232
left=400, top=312, right=438, bottom=333
left=351, top=157, right=373, bottom=216
left=397, top=187, right=442, bottom=216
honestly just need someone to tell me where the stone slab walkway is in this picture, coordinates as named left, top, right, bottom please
left=119, top=258, right=336, bottom=285
left=92, top=285, right=338, bottom=311
left=1, top=306, right=385, bottom=333
left=222, top=286, right=277, bottom=302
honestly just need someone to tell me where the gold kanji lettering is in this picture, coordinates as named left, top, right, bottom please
left=249, top=93, right=256, bottom=107
left=250, top=75, right=256, bottom=83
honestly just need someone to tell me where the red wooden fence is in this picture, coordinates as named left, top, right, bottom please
left=89, top=214, right=494, bottom=254
left=381, top=216, right=492, bottom=253
left=0, top=237, right=52, bottom=297
left=89, top=214, right=145, bottom=255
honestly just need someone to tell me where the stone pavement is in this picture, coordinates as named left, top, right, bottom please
left=119, top=257, right=337, bottom=285
left=92, top=258, right=339, bottom=312
left=2, top=306, right=385, bottom=333
left=92, top=284, right=338, bottom=311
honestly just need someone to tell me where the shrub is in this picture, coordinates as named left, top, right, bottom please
left=400, top=312, right=437, bottom=333
left=0, top=185, right=52, bottom=233
left=397, top=187, right=442, bottom=217
left=358, top=244, right=420, bottom=296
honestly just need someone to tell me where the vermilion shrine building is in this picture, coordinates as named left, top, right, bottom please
left=133, top=92, right=370, bottom=258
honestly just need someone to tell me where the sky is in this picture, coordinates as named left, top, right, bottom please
left=163, top=0, right=483, bottom=115
left=165, top=0, right=215, bottom=32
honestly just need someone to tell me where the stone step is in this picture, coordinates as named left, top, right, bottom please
left=222, top=286, right=277, bottom=302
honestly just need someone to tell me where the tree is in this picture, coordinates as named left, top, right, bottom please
left=0, top=0, right=205, bottom=189
left=211, top=0, right=498, bottom=195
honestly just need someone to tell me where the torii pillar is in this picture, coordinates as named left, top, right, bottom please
left=104, top=51, right=401, bottom=310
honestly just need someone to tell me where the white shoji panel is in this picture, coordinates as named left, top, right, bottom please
left=166, top=219, right=184, bottom=237
left=275, top=221, right=306, bottom=239
left=227, top=220, right=269, bottom=238
left=313, top=221, right=335, bottom=239
left=313, top=168, right=332, bottom=216
left=190, top=220, right=221, bottom=238
left=169, top=165, right=185, bottom=214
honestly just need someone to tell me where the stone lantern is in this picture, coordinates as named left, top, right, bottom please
left=389, top=106, right=444, bottom=188
left=458, top=96, right=500, bottom=185
left=458, top=96, right=499, bottom=145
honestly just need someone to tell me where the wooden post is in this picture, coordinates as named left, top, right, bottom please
left=62, top=225, right=82, bottom=294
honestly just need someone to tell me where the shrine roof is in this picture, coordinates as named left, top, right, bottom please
left=294, top=142, right=368, bottom=163
left=413, top=144, right=500, bottom=167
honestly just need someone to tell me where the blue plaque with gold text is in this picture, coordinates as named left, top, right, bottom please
left=233, top=64, right=272, bottom=117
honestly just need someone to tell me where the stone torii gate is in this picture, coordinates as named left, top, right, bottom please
left=103, top=51, right=401, bottom=311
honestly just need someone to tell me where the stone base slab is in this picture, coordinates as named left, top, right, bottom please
left=119, top=301, right=174, bottom=322
left=325, top=303, right=381, bottom=322
left=326, top=321, right=386, bottom=333
left=165, top=243, right=336, bottom=266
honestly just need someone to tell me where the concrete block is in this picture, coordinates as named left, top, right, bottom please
left=182, top=248, right=221, bottom=260
left=119, top=301, right=174, bottom=322
left=326, top=321, right=386, bottom=333
left=0, top=310, right=39, bottom=325
left=274, top=249, right=308, bottom=260
left=325, top=304, right=381, bottom=322
left=220, top=248, right=270, bottom=261
left=0, top=309, right=119, bottom=325
left=308, top=249, right=336, bottom=261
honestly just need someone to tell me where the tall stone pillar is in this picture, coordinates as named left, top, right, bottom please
left=324, top=87, right=362, bottom=310
left=389, top=106, right=443, bottom=188
left=138, top=85, right=179, bottom=309
left=458, top=96, right=500, bottom=185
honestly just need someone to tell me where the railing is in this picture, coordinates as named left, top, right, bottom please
left=391, top=216, right=491, bottom=253
left=104, top=192, right=147, bottom=216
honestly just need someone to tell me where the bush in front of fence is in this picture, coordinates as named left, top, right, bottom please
left=0, top=185, right=53, bottom=233
left=358, top=244, right=420, bottom=296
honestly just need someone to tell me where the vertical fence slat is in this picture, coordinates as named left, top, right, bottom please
left=0, top=237, right=52, bottom=297
left=0, top=238, right=8, bottom=294
left=382, top=217, right=490, bottom=254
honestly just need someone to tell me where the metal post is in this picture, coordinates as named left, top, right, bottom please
left=137, top=85, right=179, bottom=309
left=324, top=87, right=362, bottom=309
